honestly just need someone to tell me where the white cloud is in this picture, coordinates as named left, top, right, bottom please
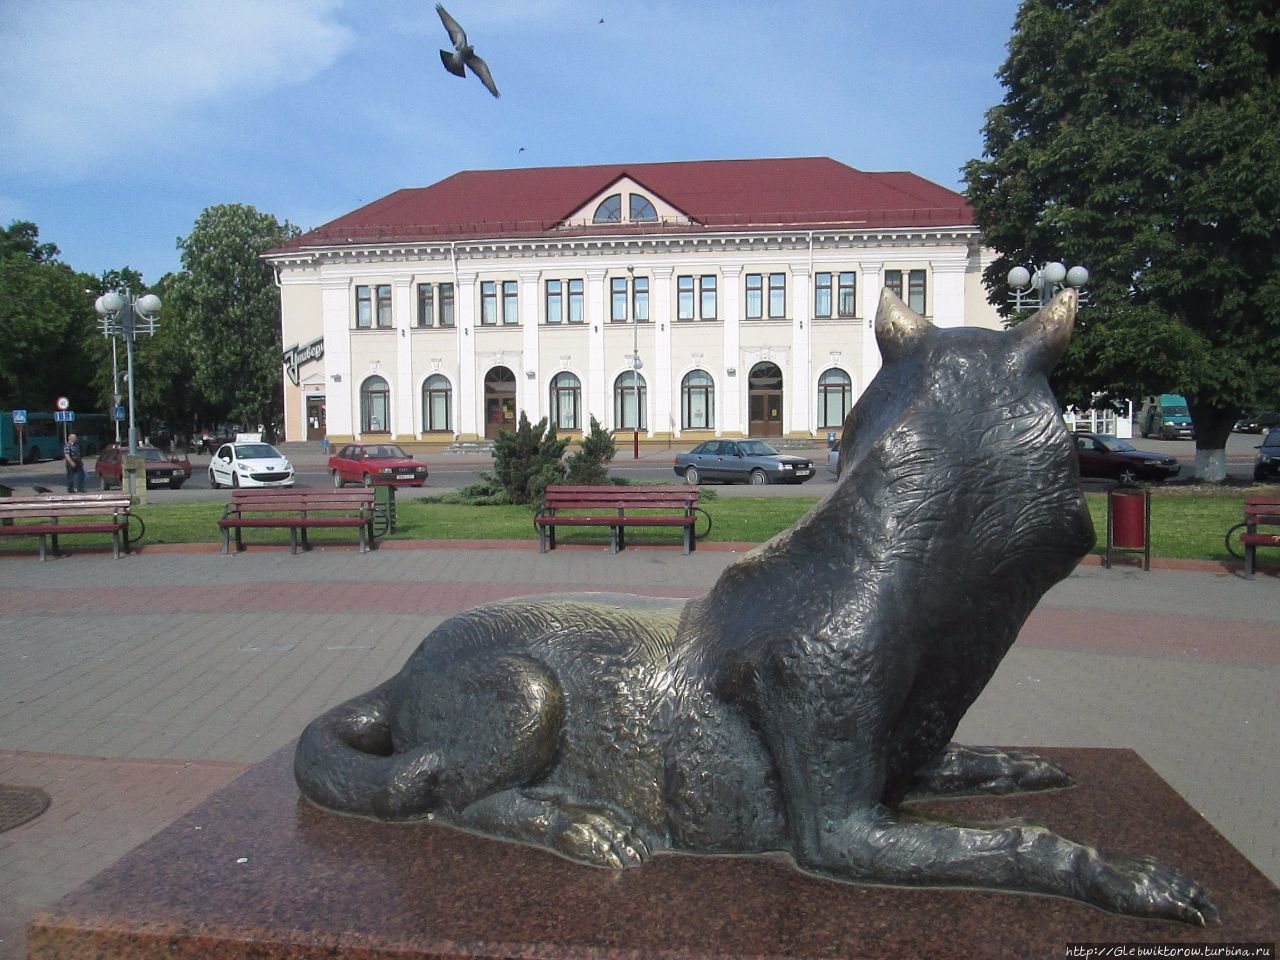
left=0, top=0, right=355, bottom=178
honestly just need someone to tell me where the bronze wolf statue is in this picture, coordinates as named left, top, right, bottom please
left=296, top=288, right=1216, bottom=925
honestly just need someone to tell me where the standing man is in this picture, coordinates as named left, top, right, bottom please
left=63, top=433, right=86, bottom=493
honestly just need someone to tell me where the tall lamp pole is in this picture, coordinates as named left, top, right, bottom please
left=95, top=289, right=161, bottom=456
left=627, top=265, right=641, bottom=460
left=1006, top=260, right=1089, bottom=311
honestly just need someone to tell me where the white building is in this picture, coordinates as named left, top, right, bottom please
left=266, top=157, right=1001, bottom=448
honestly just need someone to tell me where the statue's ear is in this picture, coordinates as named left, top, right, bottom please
left=1011, top=288, right=1077, bottom=372
left=875, top=287, right=931, bottom=361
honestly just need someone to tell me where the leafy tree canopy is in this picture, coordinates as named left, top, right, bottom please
left=171, top=204, right=299, bottom=430
left=965, top=0, right=1280, bottom=476
left=0, top=221, right=98, bottom=410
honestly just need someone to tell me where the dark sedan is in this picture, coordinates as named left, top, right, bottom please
left=1074, top=433, right=1179, bottom=485
left=94, top=444, right=192, bottom=490
left=1254, top=429, right=1280, bottom=482
left=674, top=440, right=814, bottom=485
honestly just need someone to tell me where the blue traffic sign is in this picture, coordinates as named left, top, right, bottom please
left=54, top=410, right=75, bottom=422
left=112, top=406, right=126, bottom=422
left=12, top=409, right=26, bottom=424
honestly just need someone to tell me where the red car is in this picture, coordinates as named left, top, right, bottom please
left=328, top=443, right=429, bottom=487
left=95, top=444, right=192, bottom=490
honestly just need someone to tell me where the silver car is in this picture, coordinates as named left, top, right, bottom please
left=674, top=440, right=814, bottom=485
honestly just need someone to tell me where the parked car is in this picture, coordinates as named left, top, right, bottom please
left=1074, top=433, right=1180, bottom=485
left=1254, top=429, right=1280, bottom=482
left=208, top=440, right=294, bottom=488
left=673, top=440, right=814, bottom=485
left=94, top=444, right=192, bottom=490
left=328, top=443, right=429, bottom=487
left=1235, top=411, right=1280, bottom=434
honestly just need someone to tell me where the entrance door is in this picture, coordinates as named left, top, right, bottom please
left=484, top=366, right=517, bottom=439
left=748, top=362, right=784, bottom=437
left=305, top=396, right=326, bottom=441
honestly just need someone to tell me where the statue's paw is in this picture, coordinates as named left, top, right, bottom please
left=997, top=749, right=1074, bottom=793
left=551, top=805, right=651, bottom=869
left=1086, top=852, right=1219, bottom=926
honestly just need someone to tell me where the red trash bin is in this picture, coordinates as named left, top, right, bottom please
left=1106, top=486, right=1150, bottom=570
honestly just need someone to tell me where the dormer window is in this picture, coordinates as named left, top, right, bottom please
left=591, top=191, right=660, bottom=225
left=629, top=194, right=657, bottom=222
left=593, top=194, right=622, bottom=223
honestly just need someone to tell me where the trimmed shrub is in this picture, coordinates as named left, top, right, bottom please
left=489, top=413, right=568, bottom=505
left=565, top=416, right=616, bottom=485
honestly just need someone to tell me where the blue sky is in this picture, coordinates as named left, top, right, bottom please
left=0, top=0, right=1021, bottom=285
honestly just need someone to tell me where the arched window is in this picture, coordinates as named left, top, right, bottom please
left=550, top=372, right=581, bottom=431
left=629, top=194, right=658, bottom=222
left=613, top=372, right=647, bottom=430
left=681, top=370, right=715, bottom=430
left=592, top=194, right=622, bottom=223
left=360, top=375, right=390, bottom=433
left=817, top=368, right=852, bottom=429
left=422, top=374, right=452, bottom=432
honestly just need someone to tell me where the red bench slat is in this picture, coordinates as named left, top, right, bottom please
left=220, top=489, right=376, bottom=556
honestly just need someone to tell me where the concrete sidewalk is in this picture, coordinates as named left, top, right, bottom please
left=0, top=545, right=1277, bottom=957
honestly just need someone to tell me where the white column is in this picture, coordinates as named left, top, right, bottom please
left=586, top=268, right=607, bottom=428
left=456, top=271, right=478, bottom=438
left=520, top=270, right=541, bottom=418
left=859, top=262, right=884, bottom=396
left=720, top=265, right=742, bottom=438
left=321, top=278, right=353, bottom=437
left=789, top=266, right=811, bottom=437
left=393, top=277, right=414, bottom=439
left=931, top=256, right=968, bottom=328
left=651, top=267, right=673, bottom=438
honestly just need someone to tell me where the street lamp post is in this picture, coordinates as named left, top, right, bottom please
left=95, top=289, right=161, bottom=457
left=1006, top=260, right=1089, bottom=311
left=627, top=265, right=641, bottom=460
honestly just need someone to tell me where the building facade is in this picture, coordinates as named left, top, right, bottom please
left=267, top=158, right=1001, bottom=448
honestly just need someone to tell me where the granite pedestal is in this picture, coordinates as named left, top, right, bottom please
left=29, top=745, right=1280, bottom=959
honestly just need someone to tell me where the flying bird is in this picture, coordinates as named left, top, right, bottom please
left=436, top=4, right=500, bottom=99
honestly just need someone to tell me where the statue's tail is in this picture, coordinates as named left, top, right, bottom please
left=293, top=680, right=438, bottom=819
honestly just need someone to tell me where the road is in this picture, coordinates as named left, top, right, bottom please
left=0, top=432, right=1270, bottom=502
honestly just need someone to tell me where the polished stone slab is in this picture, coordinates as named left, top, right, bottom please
left=29, top=745, right=1280, bottom=959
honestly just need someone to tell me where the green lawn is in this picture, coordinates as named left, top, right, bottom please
left=0, top=488, right=1252, bottom=562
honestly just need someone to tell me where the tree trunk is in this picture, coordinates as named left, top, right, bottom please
left=1187, top=400, right=1236, bottom=483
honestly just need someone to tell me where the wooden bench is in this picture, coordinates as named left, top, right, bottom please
left=535, top=485, right=703, bottom=554
left=218, top=488, right=377, bottom=555
left=0, top=493, right=133, bottom=560
left=1241, top=494, right=1280, bottom=578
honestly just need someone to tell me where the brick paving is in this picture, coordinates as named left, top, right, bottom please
left=0, top=546, right=1277, bottom=958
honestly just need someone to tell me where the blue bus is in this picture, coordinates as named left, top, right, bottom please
left=0, top=411, right=111, bottom=464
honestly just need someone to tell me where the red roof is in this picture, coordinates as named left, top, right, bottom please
left=271, top=157, right=972, bottom=254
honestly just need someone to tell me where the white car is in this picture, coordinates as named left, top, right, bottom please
left=208, top=440, right=295, bottom=488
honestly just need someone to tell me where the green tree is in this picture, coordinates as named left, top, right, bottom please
left=489, top=413, right=568, bottom=504
left=964, top=0, right=1280, bottom=481
left=565, top=416, right=616, bottom=485
left=0, top=221, right=99, bottom=410
left=172, top=204, right=299, bottom=433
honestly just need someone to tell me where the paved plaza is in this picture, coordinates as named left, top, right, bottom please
left=0, top=541, right=1277, bottom=956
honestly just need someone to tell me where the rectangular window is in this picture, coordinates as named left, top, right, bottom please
left=907, top=269, right=926, bottom=314
left=700, top=275, right=717, bottom=319
left=814, top=273, right=832, bottom=318
left=677, top=276, right=695, bottom=320
left=376, top=284, right=392, bottom=328
left=481, top=281, right=497, bottom=325
left=768, top=273, right=786, bottom=318
left=611, top=277, right=628, bottom=322
left=355, top=285, right=372, bottom=328
left=885, top=269, right=927, bottom=314
left=439, top=283, right=455, bottom=327
left=545, top=280, right=563, bottom=324
left=838, top=272, right=857, bottom=317
left=502, top=280, right=519, bottom=325
left=568, top=279, right=584, bottom=323
left=745, top=274, right=763, bottom=319
left=633, top=276, right=649, bottom=322
left=416, top=283, right=434, bottom=327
